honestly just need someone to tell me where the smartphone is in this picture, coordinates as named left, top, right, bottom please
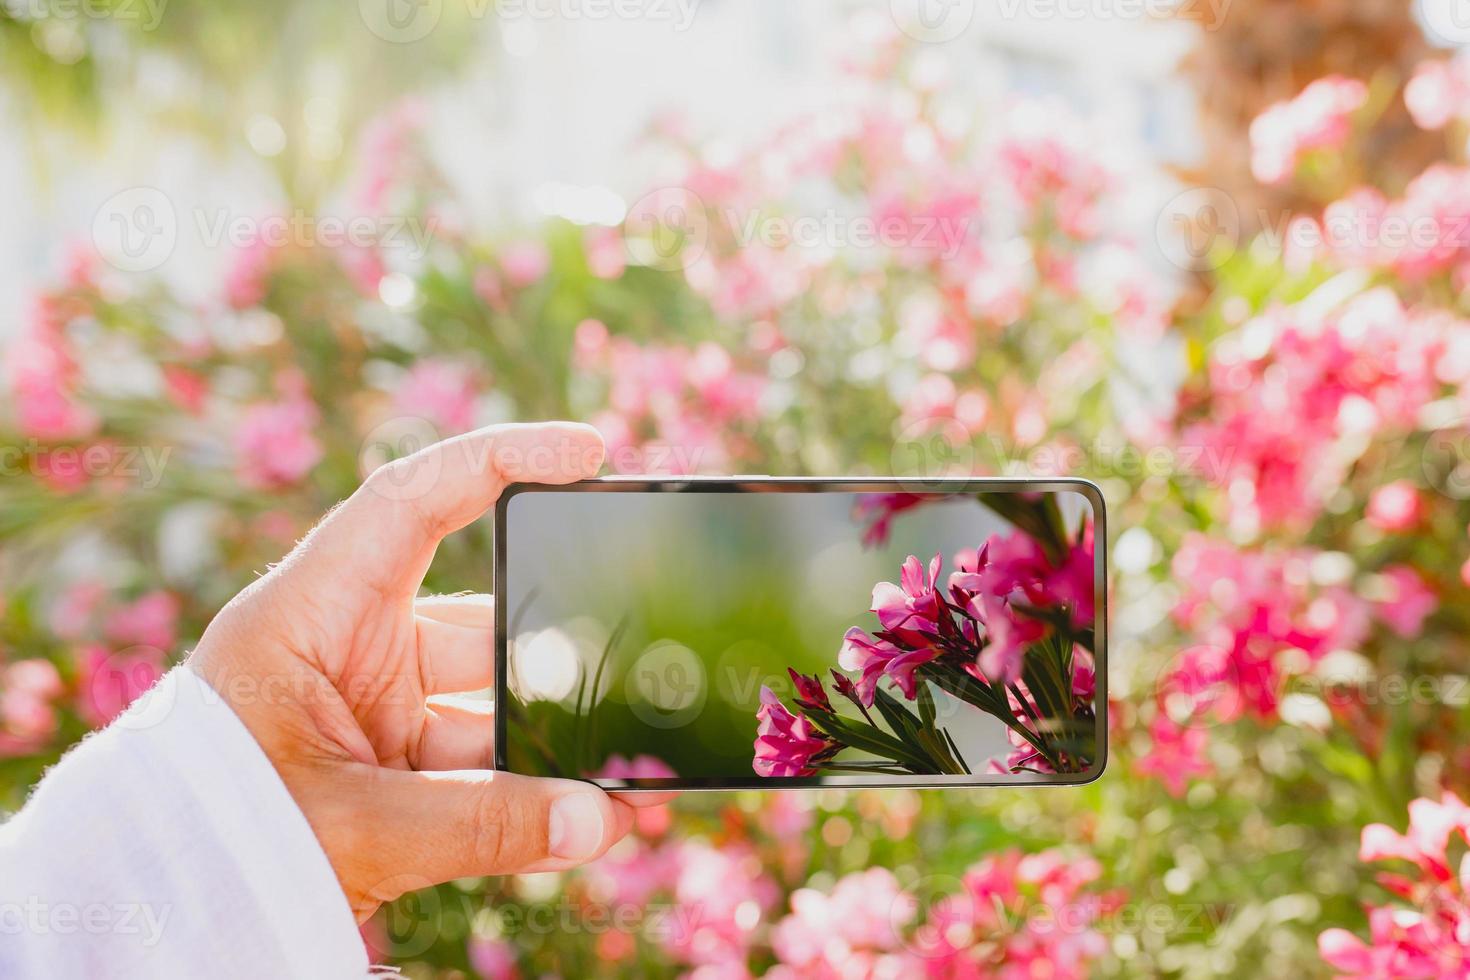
left=494, top=477, right=1105, bottom=790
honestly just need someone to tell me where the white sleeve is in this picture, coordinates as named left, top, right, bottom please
left=0, top=665, right=372, bottom=980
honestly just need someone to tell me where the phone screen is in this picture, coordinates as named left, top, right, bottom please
left=496, top=481, right=1104, bottom=788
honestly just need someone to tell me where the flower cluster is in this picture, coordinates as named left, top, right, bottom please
left=571, top=319, right=767, bottom=474
left=1249, top=75, right=1367, bottom=185
left=756, top=494, right=1097, bottom=779
left=1179, top=289, right=1447, bottom=532
left=922, top=850, right=1115, bottom=980
left=574, top=811, right=1110, bottom=980
left=1319, top=793, right=1470, bottom=977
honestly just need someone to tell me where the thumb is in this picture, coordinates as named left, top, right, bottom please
left=349, top=768, right=633, bottom=902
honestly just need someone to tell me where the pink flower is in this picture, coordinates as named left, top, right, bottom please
left=583, top=838, right=676, bottom=908
left=0, top=659, right=64, bottom=745
left=1135, top=717, right=1212, bottom=797
left=1406, top=58, right=1470, bottom=131
left=872, top=553, right=944, bottom=636
left=769, top=868, right=917, bottom=976
left=663, top=840, right=778, bottom=967
left=575, top=335, right=765, bottom=474
left=753, top=687, right=836, bottom=777
left=572, top=318, right=610, bottom=369
left=467, top=936, right=520, bottom=980
left=899, top=373, right=989, bottom=436
left=597, top=753, right=677, bottom=781
left=1250, top=75, right=1367, bottom=185
left=785, top=668, right=832, bottom=714
left=837, top=627, right=938, bottom=705
left=1184, top=291, right=1443, bottom=529
left=756, top=791, right=814, bottom=842
left=1365, top=480, right=1423, bottom=531
left=1321, top=794, right=1470, bottom=976
left=234, top=396, right=324, bottom=490
left=596, top=754, right=676, bottom=835
left=77, top=644, right=165, bottom=728
left=923, top=849, right=1111, bottom=979
left=968, top=591, right=1042, bottom=685
left=223, top=237, right=275, bottom=309
left=351, top=97, right=428, bottom=212
left=6, top=324, right=98, bottom=441
left=103, top=591, right=180, bottom=652
left=392, top=359, right=479, bottom=434
left=853, top=493, right=933, bottom=547
left=499, top=241, right=550, bottom=288
left=585, top=226, right=626, bottom=279
left=163, top=367, right=209, bottom=414
left=50, top=580, right=107, bottom=640
left=1374, top=565, right=1437, bottom=639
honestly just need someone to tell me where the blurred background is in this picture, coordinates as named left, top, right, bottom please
left=6, top=0, right=1470, bottom=976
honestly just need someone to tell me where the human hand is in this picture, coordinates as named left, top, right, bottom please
left=188, top=422, right=670, bottom=920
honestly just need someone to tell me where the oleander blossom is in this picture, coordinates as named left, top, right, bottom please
left=234, top=373, right=325, bottom=491
left=1180, top=289, right=1445, bottom=532
left=573, top=322, right=766, bottom=474
left=767, top=868, right=919, bottom=979
left=920, top=849, right=1112, bottom=979
left=1318, top=793, right=1470, bottom=977
left=1249, top=75, right=1367, bottom=185
left=1406, top=56, right=1470, bottom=132
left=753, top=687, right=839, bottom=777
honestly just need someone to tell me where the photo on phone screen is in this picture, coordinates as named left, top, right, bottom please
left=495, top=480, right=1105, bottom=789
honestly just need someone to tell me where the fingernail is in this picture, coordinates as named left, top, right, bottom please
left=549, top=792, right=605, bottom=861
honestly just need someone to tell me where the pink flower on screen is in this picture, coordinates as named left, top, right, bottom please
left=753, top=687, right=835, bottom=776
left=1373, top=565, right=1437, bottom=639
left=852, top=493, right=932, bottom=547
left=6, top=325, right=98, bottom=441
left=871, top=553, right=944, bottom=637
left=392, top=359, right=479, bottom=434
left=968, top=592, right=1042, bottom=686
left=837, top=627, right=938, bottom=705
left=234, top=396, right=324, bottom=489
left=1249, top=75, right=1367, bottom=185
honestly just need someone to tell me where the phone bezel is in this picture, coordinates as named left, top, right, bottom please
left=494, top=476, right=1107, bottom=791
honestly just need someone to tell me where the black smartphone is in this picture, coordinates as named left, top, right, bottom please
left=494, top=477, right=1106, bottom=790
